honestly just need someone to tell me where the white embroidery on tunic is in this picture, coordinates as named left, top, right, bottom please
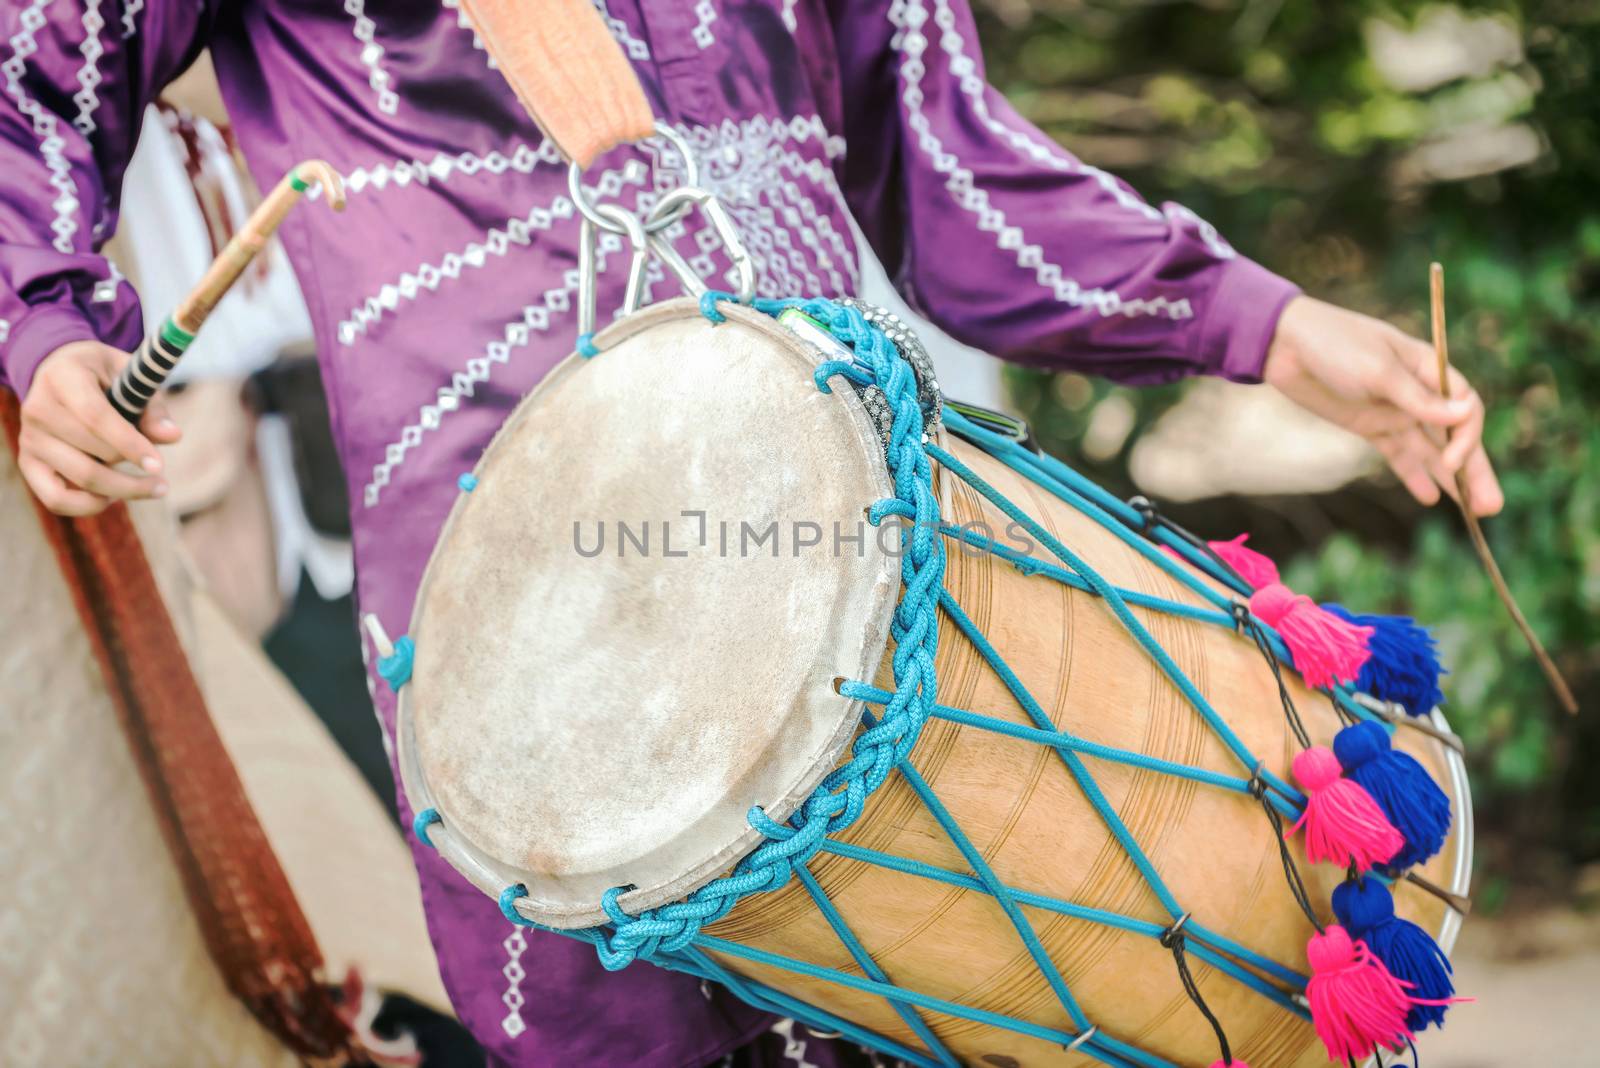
left=501, top=926, right=528, bottom=1039
left=120, top=0, right=142, bottom=39
left=691, top=0, right=718, bottom=49
left=0, top=320, right=10, bottom=344
left=439, top=0, right=498, bottom=68
left=1163, top=202, right=1236, bottom=260
left=344, top=0, right=399, bottom=115
left=72, top=0, right=104, bottom=135
left=362, top=231, right=624, bottom=506
left=781, top=0, right=799, bottom=33
left=770, top=1019, right=822, bottom=1068
left=357, top=637, right=397, bottom=762
left=359, top=116, right=855, bottom=503
left=341, top=139, right=563, bottom=196
left=338, top=161, right=645, bottom=344
left=91, top=260, right=123, bottom=303
left=592, top=0, right=650, bottom=60
left=4, top=0, right=79, bottom=254
left=929, top=0, right=1234, bottom=262
left=653, top=116, right=856, bottom=299
left=890, top=0, right=1192, bottom=322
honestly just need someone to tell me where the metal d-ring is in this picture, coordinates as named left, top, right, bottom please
left=593, top=202, right=651, bottom=317
left=644, top=185, right=757, bottom=304
left=569, top=120, right=701, bottom=236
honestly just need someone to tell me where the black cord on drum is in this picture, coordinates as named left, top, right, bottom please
left=1161, top=913, right=1241, bottom=1068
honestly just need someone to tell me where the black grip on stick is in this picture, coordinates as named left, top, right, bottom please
left=108, top=317, right=191, bottom=423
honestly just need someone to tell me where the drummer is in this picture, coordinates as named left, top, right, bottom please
left=0, top=2, right=1501, bottom=1066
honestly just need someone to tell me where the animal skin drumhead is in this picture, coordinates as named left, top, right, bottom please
left=399, top=299, right=900, bottom=928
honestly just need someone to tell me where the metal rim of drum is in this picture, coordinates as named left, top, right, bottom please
left=395, top=298, right=900, bottom=929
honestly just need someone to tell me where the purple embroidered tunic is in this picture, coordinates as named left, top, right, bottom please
left=0, top=1, right=1299, bottom=1064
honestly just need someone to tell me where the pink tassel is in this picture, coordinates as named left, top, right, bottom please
left=1209, top=533, right=1373, bottom=688
left=1208, top=533, right=1282, bottom=589
left=1291, top=747, right=1404, bottom=870
left=1252, top=583, right=1374, bottom=688
left=1305, top=925, right=1414, bottom=1061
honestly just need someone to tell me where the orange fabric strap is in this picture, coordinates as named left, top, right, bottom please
left=458, top=0, right=656, bottom=167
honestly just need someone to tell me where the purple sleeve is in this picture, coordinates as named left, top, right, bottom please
left=827, top=0, right=1299, bottom=385
left=0, top=1, right=214, bottom=396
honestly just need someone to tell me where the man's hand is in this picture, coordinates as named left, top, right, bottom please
left=17, top=340, right=182, bottom=516
left=1263, top=295, right=1503, bottom=516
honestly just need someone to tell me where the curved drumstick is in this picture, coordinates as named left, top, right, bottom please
left=1430, top=262, right=1579, bottom=715
left=108, top=160, right=346, bottom=423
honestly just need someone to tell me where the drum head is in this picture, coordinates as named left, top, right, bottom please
left=399, top=299, right=899, bottom=927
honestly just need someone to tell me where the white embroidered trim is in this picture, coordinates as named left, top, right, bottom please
left=890, top=0, right=1192, bottom=321
left=344, top=0, right=398, bottom=115
left=91, top=260, right=123, bottom=303
left=501, top=926, right=528, bottom=1039
left=770, top=1019, right=823, bottom=1068
left=691, top=0, right=718, bottom=49
left=337, top=161, right=644, bottom=344
left=4, top=0, right=80, bottom=254
left=439, top=0, right=497, bottom=69
left=340, top=138, right=562, bottom=196
left=356, top=636, right=397, bottom=763
left=928, top=0, right=1234, bottom=259
left=592, top=0, right=650, bottom=60
left=0, top=319, right=10, bottom=344
left=651, top=116, right=856, bottom=298
left=1163, top=202, right=1236, bottom=261
left=120, top=0, right=142, bottom=39
left=362, top=232, right=624, bottom=506
left=359, top=114, right=855, bottom=503
left=774, top=148, right=859, bottom=289
left=781, top=0, right=799, bottom=33
left=72, top=0, right=104, bottom=135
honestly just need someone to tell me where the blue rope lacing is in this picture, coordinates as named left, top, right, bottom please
left=412, top=295, right=1408, bottom=1067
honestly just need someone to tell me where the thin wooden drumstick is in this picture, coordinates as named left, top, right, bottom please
left=108, top=160, right=346, bottom=423
left=1429, top=262, right=1578, bottom=715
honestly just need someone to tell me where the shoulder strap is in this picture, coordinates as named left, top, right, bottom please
left=458, top=0, right=656, bottom=167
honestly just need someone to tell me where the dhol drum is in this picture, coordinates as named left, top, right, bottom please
left=382, top=288, right=1471, bottom=1067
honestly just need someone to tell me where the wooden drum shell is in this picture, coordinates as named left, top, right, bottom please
left=704, top=432, right=1463, bottom=1068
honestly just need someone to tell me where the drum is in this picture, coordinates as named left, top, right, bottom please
left=388, top=295, right=1471, bottom=1068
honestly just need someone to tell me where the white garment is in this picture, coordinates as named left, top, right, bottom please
left=117, top=106, right=315, bottom=382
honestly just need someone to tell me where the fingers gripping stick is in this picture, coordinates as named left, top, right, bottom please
left=108, top=161, right=346, bottom=423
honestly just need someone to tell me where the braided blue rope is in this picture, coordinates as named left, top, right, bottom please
left=577, top=295, right=944, bottom=970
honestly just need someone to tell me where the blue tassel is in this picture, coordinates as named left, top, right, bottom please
left=1334, top=720, right=1450, bottom=869
left=1325, top=605, right=1445, bottom=718
left=1332, top=878, right=1457, bottom=1031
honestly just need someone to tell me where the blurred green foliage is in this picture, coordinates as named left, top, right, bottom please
left=972, top=1, right=1600, bottom=873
